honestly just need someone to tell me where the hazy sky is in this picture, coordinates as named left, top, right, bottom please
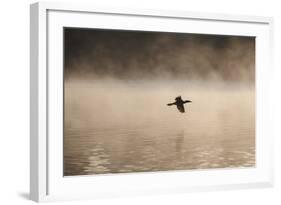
left=64, top=28, right=255, bottom=83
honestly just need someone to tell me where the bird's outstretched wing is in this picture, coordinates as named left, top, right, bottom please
left=177, top=104, right=185, bottom=113
left=167, top=102, right=176, bottom=106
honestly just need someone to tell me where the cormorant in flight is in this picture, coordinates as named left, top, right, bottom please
left=167, top=96, right=192, bottom=113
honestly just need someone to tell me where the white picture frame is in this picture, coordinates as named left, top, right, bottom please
left=30, top=1, right=274, bottom=202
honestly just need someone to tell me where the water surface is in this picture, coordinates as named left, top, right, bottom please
left=64, top=80, right=255, bottom=176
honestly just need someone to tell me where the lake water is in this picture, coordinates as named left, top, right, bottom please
left=64, top=80, right=255, bottom=176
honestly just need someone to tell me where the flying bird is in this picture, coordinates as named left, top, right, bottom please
left=167, top=96, right=192, bottom=113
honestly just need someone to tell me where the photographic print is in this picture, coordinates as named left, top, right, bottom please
left=63, top=28, right=255, bottom=176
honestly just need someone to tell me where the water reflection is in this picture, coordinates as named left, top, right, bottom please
left=64, top=81, right=255, bottom=176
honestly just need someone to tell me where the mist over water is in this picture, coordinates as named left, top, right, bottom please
left=64, top=79, right=255, bottom=175
left=64, top=29, right=255, bottom=82
left=63, top=28, right=255, bottom=176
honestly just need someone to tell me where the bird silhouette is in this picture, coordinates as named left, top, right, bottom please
left=167, top=96, right=192, bottom=113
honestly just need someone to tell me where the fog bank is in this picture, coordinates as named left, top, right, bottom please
left=64, top=28, right=255, bottom=83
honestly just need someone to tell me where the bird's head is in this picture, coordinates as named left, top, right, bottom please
left=175, top=96, right=182, bottom=101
